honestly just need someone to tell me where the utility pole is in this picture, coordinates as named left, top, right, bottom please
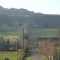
left=58, top=28, right=60, bottom=60
left=58, top=47, right=59, bottom=60
left=23, top=28, right=24, bottom=50
left=16, top=40, right=18, bottom=60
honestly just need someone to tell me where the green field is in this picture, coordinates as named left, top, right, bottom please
left=32, top=28, right=58, bottom=38
left=0, top=50, right=22, bottom=60
left=0, top=34, right=19, bottom=41
left=0, top=28, right=59, bottom=41
left=0, top=31, right=20, bottom=41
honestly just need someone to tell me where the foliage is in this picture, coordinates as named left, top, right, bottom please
left=0, top=28, right=58, bottom=40
left=0, top=36, right=21, bottom=51
left=24, top=57, right=31, bottom=60
left=32, top=28, right=58, bottom=37
left=38, top=40, right=57, bottom=59
left=0, top=6, right=60, bottom=28
left=5, top=58, right=10, bottom=60
left=0, top=50, right=21, bottom=60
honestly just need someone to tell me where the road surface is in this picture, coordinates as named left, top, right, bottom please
left=30, top=49, right=42, bottom=60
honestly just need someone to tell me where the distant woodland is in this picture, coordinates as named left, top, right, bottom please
left=0, top=6, right=60, bottom=28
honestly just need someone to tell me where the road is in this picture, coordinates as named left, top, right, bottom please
left=29, top=48, right=42, bottom=60
left=23, top=18, right=42, bottom=60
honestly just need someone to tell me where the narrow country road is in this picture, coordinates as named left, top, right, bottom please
left=30, top=48, right=42, bottom=60
left=23, top=18, right=42, bottom=60
left=31, top=55, right=42, bottom=60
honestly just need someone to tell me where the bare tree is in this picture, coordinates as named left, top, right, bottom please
left=38, top=40, right=57, bottom=60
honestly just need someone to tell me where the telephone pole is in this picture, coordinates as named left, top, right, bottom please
left=23, top=28, right=24, bottom=50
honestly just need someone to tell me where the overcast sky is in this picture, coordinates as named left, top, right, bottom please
left=0, top=0, right=60, bottom=14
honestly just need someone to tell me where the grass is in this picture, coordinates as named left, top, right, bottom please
left=24, top=57, right=31, bottom=60
left=0, top=34, right=19, bottom=41
left=0, top=50, right=22, bottom=60
left=0, top=28, right=59, bottom=60
left=0, top=28, right=58, bottom=41
left=32, top=28, right=58, bottom=38
left=0, top=31, right=20, bottom=41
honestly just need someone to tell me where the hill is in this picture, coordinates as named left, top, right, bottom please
left=0, top=6, right=60, bottom=28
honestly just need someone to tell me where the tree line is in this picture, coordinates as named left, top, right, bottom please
left=0, top=37, right=21, bottom=51
left=0, top=6, right=60, bottom=28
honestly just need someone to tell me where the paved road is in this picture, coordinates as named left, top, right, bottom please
left=30, top=49, right=42, bottom=60
left=31, top=55, right=42, bottom=60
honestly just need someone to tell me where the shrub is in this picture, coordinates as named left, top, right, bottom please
left=5, top=58, right=10, bottom=60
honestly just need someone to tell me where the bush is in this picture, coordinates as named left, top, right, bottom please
left=5, top=58, right=10, bottom=60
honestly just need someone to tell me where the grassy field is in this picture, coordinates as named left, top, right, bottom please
left=0, top=34, right=19, bottom=41
left=0, top=50, right=22, bottom=60
left=0, top=28, right=58, bottom=41
left=0, top=31, right=20, bottom=41
left=32, top=28, right=58, bottom=38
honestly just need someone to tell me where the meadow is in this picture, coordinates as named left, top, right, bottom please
left=0, top=31, right=20, bottom=41
left=0, top=50, right=22, bottom=60
left=32, top=28, right=58, bottom=38
left=0, top=28, right=58, bottom=41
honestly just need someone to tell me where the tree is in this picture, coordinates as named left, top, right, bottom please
left=38, top=40, right=56, bottom=60
left=6, top=39, right=10, bottom=50
left=5, top=58, right=10, bottom=60
left=0, top=36, right=6, bottom=50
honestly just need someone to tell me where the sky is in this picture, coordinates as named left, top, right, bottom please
left=0, top=0, right=60, bottom=14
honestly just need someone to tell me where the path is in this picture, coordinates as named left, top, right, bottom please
left=31, top=55, right=42, bottom=60
left=30, top=48, right=42, bottom=60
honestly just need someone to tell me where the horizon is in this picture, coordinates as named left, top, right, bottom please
left=0, top=0, right=60, bottom=15
left=0, top=6, right=60, bottom=15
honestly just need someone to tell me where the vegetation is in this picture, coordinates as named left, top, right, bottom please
left=0, top=5, right=60, bottom=60
left=0, top=36, right=22, bottom=51
left=38, top=40, right=58, bottom=60
left=0, top=6, right=60, bottom=28
left=0, top=34, right=19, bottom=41
left=0, top=50, right=22, bottom=60
left=32, top=28, right=58, bottom=37
left=0, top=28, right=58, bottom=40
left=0, top=30, right=20, bottom=41
left=24, top=57, right=31, bottom=60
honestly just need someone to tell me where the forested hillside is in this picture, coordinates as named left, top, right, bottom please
left=0, top=6, right=60, bottom=28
